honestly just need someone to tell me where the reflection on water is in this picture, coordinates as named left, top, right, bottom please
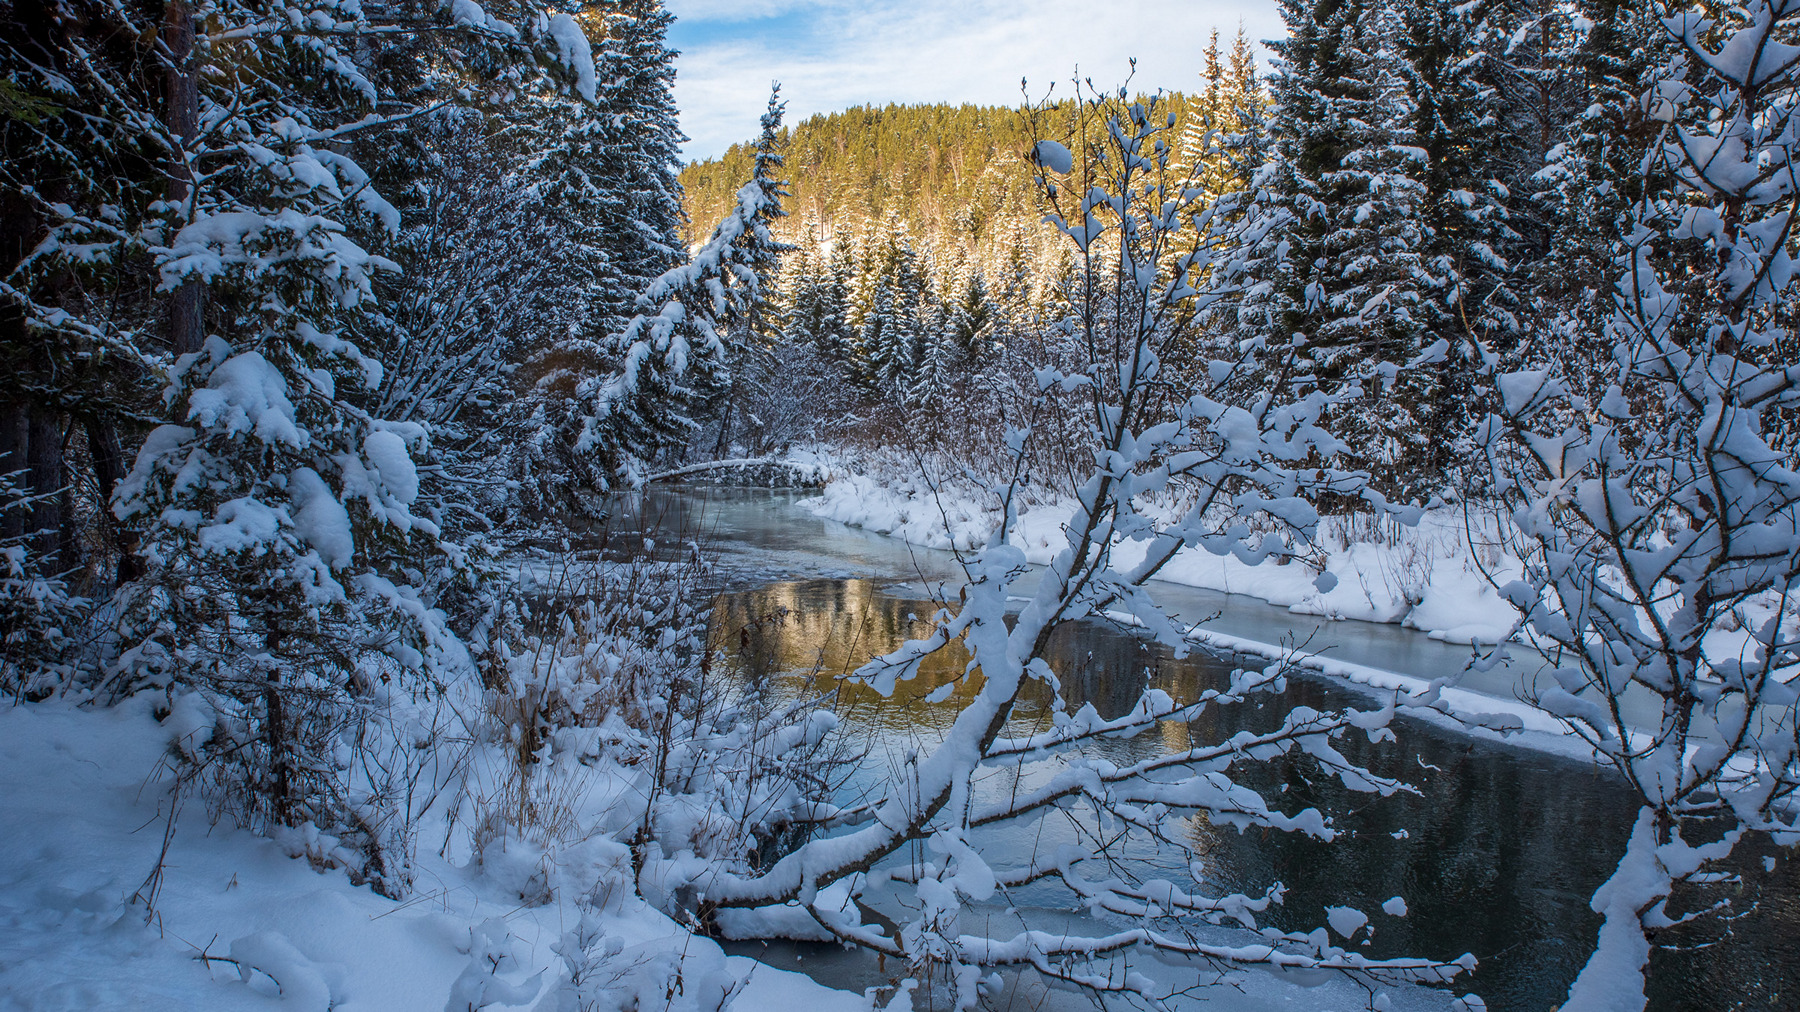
left=603, top=488, right=971, bottom=588
left=709, top=577, right=1800, bottom=1012
left=618, top=487, right=1721, bottom=735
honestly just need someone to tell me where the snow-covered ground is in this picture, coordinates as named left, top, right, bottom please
left=0, top=699, right=867, bottom=1012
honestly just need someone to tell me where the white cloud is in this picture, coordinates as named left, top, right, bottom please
left=667, top=0, right=827, bottom=23
left=667, top=0, right=1285, bottom=160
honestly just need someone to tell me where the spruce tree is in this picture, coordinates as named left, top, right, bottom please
left=579, top=85, right=793, bottom=474
left=1244, top=0, right=1521, bottom=494
left=1399, top=0, right=1520, bottom=480
left=591, top=0, right=688, bottom=338
left=1485, top=0, right=1589, bottom=313
left=779, top=227, right=833, bottom=353
left=780, top=223, right=857, bottom=363
left=1183, top=26, right=1267, bottom=204
left=1531, top=0, right=1679, bottom=387
left=1315, top=3, right=1431, bottom=368
left=824, top=226, right=860, bottom=359
left=946, top=264, right=998, bottom=367
left=501, top=8, right=631, bottom=509
left=1240, top=0, right=1379, bottom=361
left=708, top=85, right=796, bottom=457
left=990, top=222, right=1041, bottom=350
left=81, top=0, right=581, bottom=892
left=849, top=216, right=932, bottom=401
left=509, top=0, right=695, bottom=492
left=1241, top=0, right=1427, bottom=489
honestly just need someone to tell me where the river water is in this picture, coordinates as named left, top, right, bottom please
left=609, top=488, right=1798, bottom=1012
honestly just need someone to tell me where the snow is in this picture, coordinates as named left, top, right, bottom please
left=1560, top=810, right=1662, bottom=1012
left=289, top=466, right=353, bottom=568
left=198, top=497, right=285, bottom=556
left=1031, top=140, right=1074, bottom=175
left=1324, top=905, right=1369, bottom=940
left=0, top=701, right=872, bottom=1012
left=448, top=0, right=519, bottom=38
left=187, top=352, right=307, bottom=450
left=880, top=978, right=918, bottom=1010
left=160, top=210, right=399, bottom=309
left=713, top=880, right=862, bottom=942
left=796, top=458, right=1523, bottom=645
left=545, top=13, right=597, bottom=103
left=227, top=932, right=335, bottom=1009
left=362, top=430, right=419, bottom=506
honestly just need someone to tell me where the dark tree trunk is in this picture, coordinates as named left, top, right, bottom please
left=83, top=416, right=123, bottom=507
left=266, top=674, right=292, bottom=825
left=712, top=384, right=736, bottom=459
left=2, top=131, right=41, bottom=548
left=26, top=407, right=65, bottom=569
left=0, top=399, right=26, bottom=543
left=85, top=416, right=138, bottom=583
left=162, top=0, right=205, bottom=356
left=57, top=474, right=76, bottom=576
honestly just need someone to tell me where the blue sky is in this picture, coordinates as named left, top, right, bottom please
left=665, top=0, right=1285, bottom=161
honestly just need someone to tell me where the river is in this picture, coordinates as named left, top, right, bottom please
left=608, top=487, right=1799, bottom=1012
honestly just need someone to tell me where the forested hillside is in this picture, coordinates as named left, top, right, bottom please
left=682, top=103, right=1051, bottom=246
left=680, top=32, right=1255, bottom=254
left=677, top=31, right=1262, bottom=451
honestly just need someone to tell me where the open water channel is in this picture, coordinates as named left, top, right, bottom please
left=605, top=487, right=1798, bottom=1012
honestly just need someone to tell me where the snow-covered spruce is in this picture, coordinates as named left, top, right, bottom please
left=35, top=0, right=621, bottom=895
left=0, top=469, right=84, bottom=700
left=579, top=84, right=791, bottom=480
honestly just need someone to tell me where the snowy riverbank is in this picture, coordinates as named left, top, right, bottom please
left=0, top=696, right=1492, bottom=1012
left=786, top=451, right=1796, bottom=756
left=795, top=453, right=1525, bottom=646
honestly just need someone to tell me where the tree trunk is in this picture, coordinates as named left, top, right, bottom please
left=83, top=416, right=122, bottom=507
left=162, top=0, right=205, bottom=356
left=1, top=163, right=40, bottom=547
left=266, top=674, right=292, bottom=825
left=26, top=407, right=64, bottom=570
left=0, top=399, right=26, bottom=543
left=712, top=382, right=736, bottom=459
left=86, top=416, right=139, bottom=583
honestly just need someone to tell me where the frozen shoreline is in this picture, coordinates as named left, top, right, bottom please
left=793, top=462, right=1800, bottom=772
